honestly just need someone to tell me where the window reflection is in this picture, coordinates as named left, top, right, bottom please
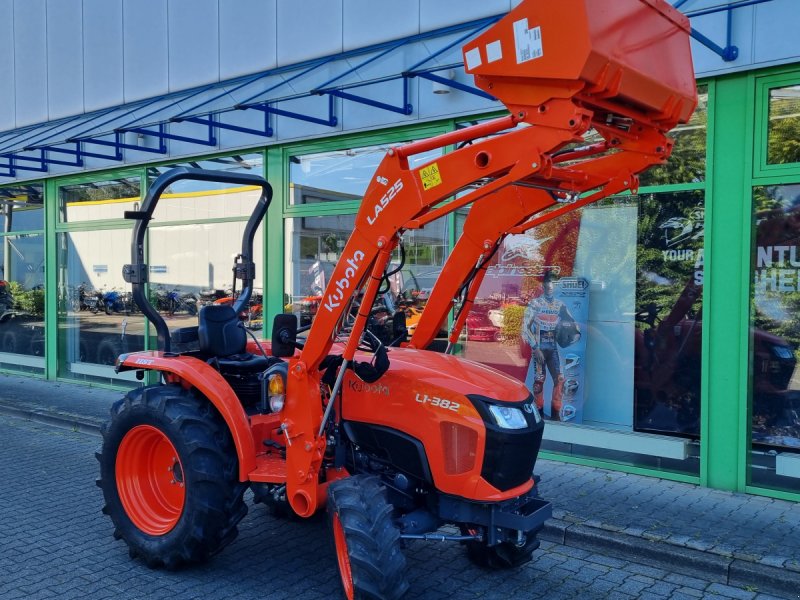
left=285, top=214, right=357, bottom=326
left=455, top=190, right=704, bottom=474
left=749, top=184, right=800, bottom=492
left=767, top=85, right=800, bottom=165
left=0, top=183, right=44, bottom=232
left=57, top=230, right=146, bottom=382
left=59, top=177, right=141, bottom=223
left=148, top=221, right=264, bottom=334
left=285, top=214, right=449, bottom=338
left=0, top=233, right=45, bottom=372
left=290, top=144, right=441, bottom=205
left=639, top=85, right=708, bottom=187
left=146, top=154, right=264, bottom=220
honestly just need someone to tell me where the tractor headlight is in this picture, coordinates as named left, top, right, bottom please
left=488, top=405, right=528, bottom=430
left=268, top=373, right=285, bottom=412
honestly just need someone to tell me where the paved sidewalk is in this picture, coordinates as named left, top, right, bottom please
left=1, top=372, right=799, bottom=599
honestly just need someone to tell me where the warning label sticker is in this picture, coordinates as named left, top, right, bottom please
left=513, top=18, right=543, bottom=64
left=420, top=163, right=442, bottom=191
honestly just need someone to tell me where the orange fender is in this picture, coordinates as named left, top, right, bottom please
left=118, top=351, right=256, bottom=480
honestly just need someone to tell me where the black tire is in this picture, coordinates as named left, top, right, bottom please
left=1, top=330, right=18, bottom=354
left=465, top=527, right=541, bottom=569
left=327, top=475, right=409, bottom=600
left=78, top=341, right=91, bottom=363
left=28, top=334, right=45, bottom=357
left=97, top=385, right=248, bottom=569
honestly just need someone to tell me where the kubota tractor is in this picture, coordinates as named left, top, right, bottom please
left=97, top=1, right=696, bottom=598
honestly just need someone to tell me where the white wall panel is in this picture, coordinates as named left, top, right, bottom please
left=220, top=0, right=277, bottom=80
left=47, top=0, right=84, bottom=120
left=277, top=0, right=343, bottom=66
left=0, top=0, right=15, bottom=131
left=343, top=0, right=419, bottom=51
left=691, top=9, right=754, bottom=77
left=753, top=0, right=800, bottom=65
left=13, top=0, right=48, bottom=127
left=123, top=0, right=169, bottom=103
left=420, top=0, right=509, bottom=32
left=83, top=0, right=124, bottom=112
left=168, top=0, right=219, bottom=92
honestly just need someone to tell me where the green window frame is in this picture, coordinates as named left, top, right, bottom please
left=0, top=180, right=46, bottom=377
left=753, top=68, right=800, bottom=179
left=744, top=67, right=800, bottom=501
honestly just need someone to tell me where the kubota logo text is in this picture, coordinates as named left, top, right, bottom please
left=323, top=250, right=365, bottom=313
left=366, top=179, right=403, bottom=226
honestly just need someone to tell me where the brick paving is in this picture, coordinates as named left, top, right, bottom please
left=1, top=373, right=799, bottom=599
left=0, top=414, right=788, bottom=600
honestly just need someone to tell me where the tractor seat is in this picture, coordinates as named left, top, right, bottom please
left=198, top=304, right=270, bottom=371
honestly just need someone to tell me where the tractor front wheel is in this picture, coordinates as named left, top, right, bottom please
left=97, top=385, right=247, bottom=569
left=327, top=475, right=409, bottom=600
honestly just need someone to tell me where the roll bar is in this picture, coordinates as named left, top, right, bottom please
left=122, top=167, right=273, bottom=353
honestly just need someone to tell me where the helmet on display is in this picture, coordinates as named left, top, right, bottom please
left=556, top=320, right=581, bottom=348
left=564, top=378, right=579, bottom=396
left=559, top=404, right=577, bottom=422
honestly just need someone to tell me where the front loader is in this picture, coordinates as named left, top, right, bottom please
left=97, top=1, right=697, bottom=598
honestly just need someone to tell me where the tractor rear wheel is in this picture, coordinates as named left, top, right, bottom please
left=97, top=384, right=247, bottom=569
left=327, top=475, right=409, bottom=600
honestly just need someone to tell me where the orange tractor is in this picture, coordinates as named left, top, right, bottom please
left=97, top=1, right=696, bottom=598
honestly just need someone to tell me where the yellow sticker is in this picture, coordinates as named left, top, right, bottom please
left=420, top=162, right=443, bottom=191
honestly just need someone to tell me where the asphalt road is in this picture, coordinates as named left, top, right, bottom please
left=0, top=414, right=783, bottom=600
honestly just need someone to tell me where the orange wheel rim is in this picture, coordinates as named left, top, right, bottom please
left=116, top=425, right=185, bottom=536
left=333, top=514, right=355, bottom=600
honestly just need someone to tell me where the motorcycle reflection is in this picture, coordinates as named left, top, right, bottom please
left=102, top=288, right=136, bottom=315
left=149, top=285, right=198, bottom=316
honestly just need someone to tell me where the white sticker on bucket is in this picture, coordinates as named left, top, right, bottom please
left=513, top=18, right=543, bottom=64
left=486, top=40, right=503, bottom=63
left=465, top=47, right=482, bottom=71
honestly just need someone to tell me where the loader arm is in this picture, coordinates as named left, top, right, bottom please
left=409, top=123, right=675, bottom=350
left=280, top=0, right=697, bottom=518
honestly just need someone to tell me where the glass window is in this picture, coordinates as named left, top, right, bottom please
left=767, top=85, right=800, bottom=165
left=146, top=154, right=264, bottom=221
left=0, top=183, right=44, bottom=232
left=289, top=144, right=441, bottom=205
left=454, top=190, right=705, bottom=475
left=749, top=184, right=800, bottom=493
left=56, top=230, right=145, bottom=383
left=284, top=214, right=450, bottom=331
left=638, top=85, right=708, bottom=187
left=148, top=221, right=264, bottom=334
left=0, top=233, right=45, bottom=373
left=59, top=176, right=141, bottom=223
left=285, top=214, right=357, bottom=326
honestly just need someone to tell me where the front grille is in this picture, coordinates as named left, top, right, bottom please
left=481, top=426, right=543, bottom=491
left=467, top=393, right=544, bottom=492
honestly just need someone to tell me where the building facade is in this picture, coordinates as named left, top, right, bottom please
left=1, top=0, right=800, bottom=502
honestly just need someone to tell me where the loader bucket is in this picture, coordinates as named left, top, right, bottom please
left=464, top=0, right=696, bottom=129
